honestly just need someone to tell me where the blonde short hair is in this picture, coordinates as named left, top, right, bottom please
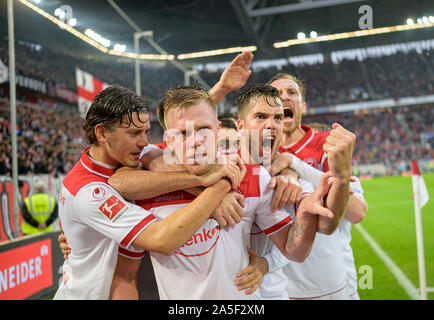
left=157, top=86, right=216, bottom=130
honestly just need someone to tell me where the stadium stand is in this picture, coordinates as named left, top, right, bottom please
left=1, top=38, right=432, bottom=176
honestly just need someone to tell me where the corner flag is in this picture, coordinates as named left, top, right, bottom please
left=412, top=160, right=429, bottom=208
left=411, top=160, right=429, bottom=300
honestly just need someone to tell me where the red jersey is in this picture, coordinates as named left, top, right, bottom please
left=278, top=125, right=330, bottom=172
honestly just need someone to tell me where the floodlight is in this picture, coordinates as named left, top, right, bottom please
left=297, top=32, right=306, bottom=40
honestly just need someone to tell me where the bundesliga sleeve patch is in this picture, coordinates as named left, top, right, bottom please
left=98, top=195, right=128, bottom=222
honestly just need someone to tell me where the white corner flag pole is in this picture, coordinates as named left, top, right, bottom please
left=411, top=160, right=428, bottom=300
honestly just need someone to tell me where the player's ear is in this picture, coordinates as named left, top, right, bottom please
left=236, top=119, right=244, bottom=131
left=218, top=120, right=222, bottom=129
left=94, top=124, right=109, bottom=145
left=302, top=102, right=307, bottom=114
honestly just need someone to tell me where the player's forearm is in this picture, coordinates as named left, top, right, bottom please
left=283, top=210, right=318, bottom=262
left=208, top=81, right=230, bottom=106
left=110, top=256, right=140, bottom=300
left=110, top=277, right=139, bottom=300
left=344, top=194, right=367, bottom=224
left=317, top=177, right=350, bottom=234
left=108, top=169, right=202, bottom=200
left=135, top=180, right=231, bottom=255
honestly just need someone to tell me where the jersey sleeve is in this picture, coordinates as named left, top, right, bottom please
left=350, top=176, right=365, bottom=201
left=299, top=178, right=314, bottom=198
left=290, top=154, right=324, bottom=188
left=253, top=166, right=293, bottom=236
left=118, top=244, right=146, bottom=260
left=263, top=242, right=290, bottom=273
left=74, top=183, right=157, bottom=249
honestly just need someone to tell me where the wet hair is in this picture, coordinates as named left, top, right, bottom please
left=219, top=118, right=237, bottom=130
left=82, top=85, right=149, bottom=145
left=157, top=84, right=216, bottom=130
left=236, top=84, right=282, bottom=120
left=218, top=113, right=237, bottom=130
left=267, top=72, right=306, bottom=102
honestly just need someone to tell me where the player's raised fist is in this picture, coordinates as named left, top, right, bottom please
left=323, top=123, right=356, bottom=180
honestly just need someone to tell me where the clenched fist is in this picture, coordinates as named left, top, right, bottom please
left=323, top=123, right=356, bottom=181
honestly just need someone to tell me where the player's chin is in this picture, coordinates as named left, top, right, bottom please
left=125, top=155, right=140, bottom=167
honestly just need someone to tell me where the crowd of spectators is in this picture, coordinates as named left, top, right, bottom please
left=0, top=99, right=85, bottom=177
left=1, top=36, right=433, bottom=109
left=199, top=49, right=434, bottom=108
left=303, top=104, right=434, bottom=174
left=0, top=38, right=185, bottom=109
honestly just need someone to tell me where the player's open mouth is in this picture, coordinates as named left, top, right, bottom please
left=262, top=135, right=275, bottom=155
left=284, top=107, right=293, bottom=120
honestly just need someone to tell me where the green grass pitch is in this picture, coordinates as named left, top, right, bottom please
left=351, top=173, right=434, bottom=300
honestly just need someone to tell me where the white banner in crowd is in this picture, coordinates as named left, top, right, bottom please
left=76, top=68, right=108, bottom=118
left=0, top=59, right=8, bottom=84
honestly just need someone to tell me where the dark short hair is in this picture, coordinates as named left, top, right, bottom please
left=236, top=84, right=282, bottom=120
left=82, top=85, right=149, bottom=145
left=218, top=113, right=237, bottom=130
left=219, top=118, right=237, bottom=130
left=267, top=73, right=306, bottom=102
left=157, top=85, right=216, bottom=130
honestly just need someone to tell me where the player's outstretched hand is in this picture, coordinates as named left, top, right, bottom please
left=212, top=191, right=245, bottom=227
left=58, top=233, right=71, bottom=260
left=218, top=51, right=253, bottom=93
left=299, top=172, right=334, bottom=219
left=234, top=248, right=265, bottom=295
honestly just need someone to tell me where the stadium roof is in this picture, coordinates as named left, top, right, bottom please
left=1, top=0, right=433, bottom=65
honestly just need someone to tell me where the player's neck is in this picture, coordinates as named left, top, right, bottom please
left=88, top=145, right=119, bottom=167
left=281, top=126, right=307, bottom=148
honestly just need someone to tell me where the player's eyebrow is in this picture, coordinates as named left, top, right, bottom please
left=254, top=112, right=271, bottom=118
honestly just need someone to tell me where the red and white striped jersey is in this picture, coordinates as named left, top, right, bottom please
left=54, top=147, right=156, bottom=300
left=123, top=164, right=293, bottom=300
left=278, top=125, right=330, bottom=172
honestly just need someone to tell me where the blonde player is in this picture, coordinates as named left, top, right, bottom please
left=54, top=85, right=240, bottom=299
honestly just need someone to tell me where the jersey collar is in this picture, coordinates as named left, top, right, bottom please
left=281, top=125, right=314, bottom=154
left=79, top=146, right=117, bottom=178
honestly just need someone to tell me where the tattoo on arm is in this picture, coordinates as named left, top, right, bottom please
left=286, top=222, right=304, bottom=249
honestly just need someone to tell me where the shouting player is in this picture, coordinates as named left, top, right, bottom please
left=266, top=73, right=367, bottom=299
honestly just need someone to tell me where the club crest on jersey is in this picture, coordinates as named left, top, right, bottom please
left=92, top=187, right=106, bottom=200
left=98, top=195, right=127, bottom=222
left=304, top=157, right=319, bottom=169
left=175, top=219, right=220, bottom=257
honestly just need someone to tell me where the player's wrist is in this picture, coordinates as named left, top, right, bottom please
left=332, top=173, right=351, bottom=183
left=257, top=257, right=269, bottom=276
left=210, top=178, right=232, bottom=192
left=215, top=81, right=232, bottom=94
